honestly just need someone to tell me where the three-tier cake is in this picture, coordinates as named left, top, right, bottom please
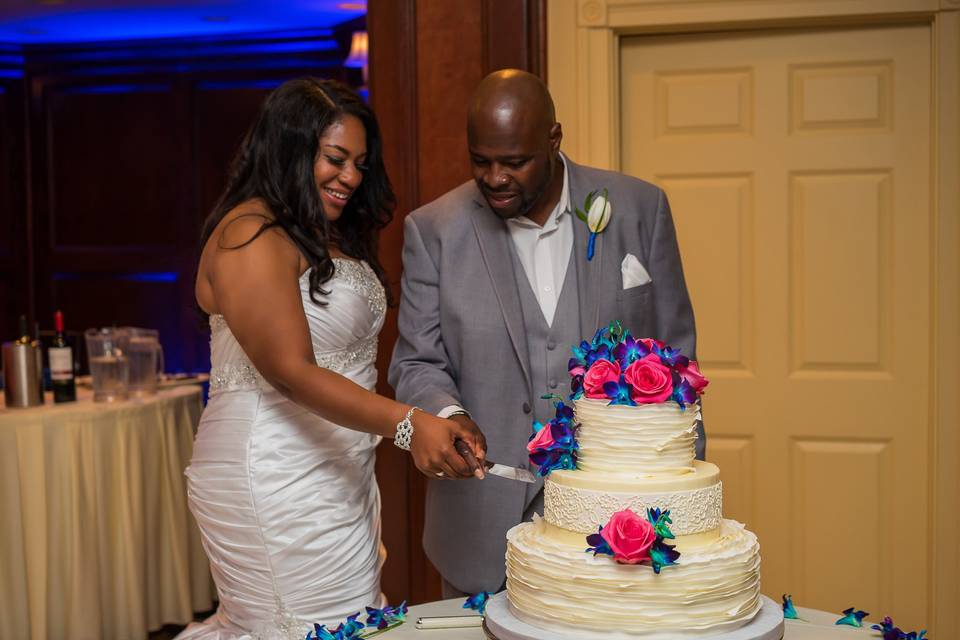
left=499, top=324, right=767, bottom=637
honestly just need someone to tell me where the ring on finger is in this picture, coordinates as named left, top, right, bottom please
left=435, top=471, right=445, bottom=477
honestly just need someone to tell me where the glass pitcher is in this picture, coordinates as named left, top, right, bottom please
left=123, top=327, right=165, bottom=397
left=84, top=327, right=130, bottom=402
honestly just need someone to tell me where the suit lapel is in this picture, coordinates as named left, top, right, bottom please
left=568, top=159, right=604, bottom=336
left=469, top=197, right=533, bottom=392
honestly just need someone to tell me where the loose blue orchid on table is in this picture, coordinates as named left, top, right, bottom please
left=781, top=594, right=799, bottom=620
left=305, top=602, right=408, bottom=640
left=871, top=616, right=928, bottom=640
left=835, top=607, right=869, bottom=627
left=463, top=591, right=492, bottom=615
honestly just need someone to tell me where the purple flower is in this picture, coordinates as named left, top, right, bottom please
left=604, top=376, right=636, bottom=406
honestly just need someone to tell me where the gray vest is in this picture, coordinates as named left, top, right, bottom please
left=510, top=246, right=583, bottom=506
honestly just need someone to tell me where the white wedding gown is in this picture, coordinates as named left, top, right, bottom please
left=177, top=259, right=387, bottom=640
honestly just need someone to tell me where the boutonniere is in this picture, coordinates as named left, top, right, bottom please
left=575, top=188, right=612, bottom=261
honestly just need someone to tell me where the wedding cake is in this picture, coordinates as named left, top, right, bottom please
left=502, top=324, right=763, bottom=637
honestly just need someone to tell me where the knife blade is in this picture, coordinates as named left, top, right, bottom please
left=453, top=438, right=537, bottom=483
left=484, top=460, right=537, bottom=483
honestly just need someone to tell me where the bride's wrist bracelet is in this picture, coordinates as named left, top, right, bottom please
left=394, top=406, right=417, bottom=451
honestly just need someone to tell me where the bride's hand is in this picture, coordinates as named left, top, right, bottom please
left=409, top=412, right=487, bottom=480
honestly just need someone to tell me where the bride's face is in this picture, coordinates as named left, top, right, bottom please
left=314, top=114, right=367, bottom=221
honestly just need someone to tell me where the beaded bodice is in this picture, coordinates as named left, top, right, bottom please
left=208, top=258, right=386, bottom=395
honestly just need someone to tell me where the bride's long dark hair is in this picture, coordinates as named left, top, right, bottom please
left=200, top=77, right=395, bottom=306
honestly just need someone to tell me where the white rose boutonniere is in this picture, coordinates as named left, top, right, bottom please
left=575, top=188, right=612, bottom=261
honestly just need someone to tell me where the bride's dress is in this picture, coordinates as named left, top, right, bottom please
left=177, top=259, right=387, bottom=640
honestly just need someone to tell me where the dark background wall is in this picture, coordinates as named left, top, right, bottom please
left=0, top=0, right=545, bottom=606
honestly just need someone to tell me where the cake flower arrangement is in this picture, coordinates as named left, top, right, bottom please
left=526, top=399, right=580, bottom=476
left=585, top=507, right=681, bottom=574
left=568, top=322, right=708, bottom=410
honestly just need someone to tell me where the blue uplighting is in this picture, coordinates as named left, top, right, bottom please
left=0, top=2, right=365, bottom=45
left=54, top=272, right=179, bottom=283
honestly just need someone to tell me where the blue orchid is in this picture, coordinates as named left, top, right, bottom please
left=781, top=594, right=799, bottom=620
left=603, top=376, right=636, bottom=406
left=835, top=607, right=869, bottom=627
left=649, top=539, right=681, bottom=574
left=364, top=601, right=408, bottom=630
left=463, top=591, right=492, bottom=615
left=655, top=344, right=688, bottom=368
left=871, top=617, right=927, bottom=640
left=613, top=334, right=649, bottom=368
left=670, top=376, right=697, bottom=410
left=647, top=508, right=676, bottom=540
left=585, top=525, right=614, bottom=557
left=307, top=614, right=364, bottom=640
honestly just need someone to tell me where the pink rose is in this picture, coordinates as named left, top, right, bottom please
left=678, top=360, right=709, bottom=393
left=624, top=354, right=673, bottom=403
left=527, top=424, right=557, bottom=453
left=569, top=365, right=586, bottom=377
left=583, top=359, right=621, bottom=399
left=602, top=509, right=656, bottom=564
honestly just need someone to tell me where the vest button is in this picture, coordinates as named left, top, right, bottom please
left=549, top=379, right=558, bottom=389
left=546, top=341, right=557, bottom=350
left=522, top=402, right=531, bottom=414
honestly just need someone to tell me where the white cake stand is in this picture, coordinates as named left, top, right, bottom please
left=483, top=592, right=784, bottom=640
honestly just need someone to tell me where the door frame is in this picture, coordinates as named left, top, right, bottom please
left=547, top=0, right=959, bottom=632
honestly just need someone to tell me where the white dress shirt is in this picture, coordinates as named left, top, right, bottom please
left=438, top=154, right=572, bottom=420
left=505, top=153, right=573, bottom=327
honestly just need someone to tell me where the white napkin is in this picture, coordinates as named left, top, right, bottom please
left=621, top=253, right=652, bottom=289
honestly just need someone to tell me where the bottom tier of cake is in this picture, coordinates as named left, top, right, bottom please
left=505, top=518, right=762, bottom=636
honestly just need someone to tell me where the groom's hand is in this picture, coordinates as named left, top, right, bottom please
left=409, top=412, right=486, bottom=480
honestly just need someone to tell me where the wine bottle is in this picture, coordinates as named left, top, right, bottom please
left=49, top=310, right=77, bottom=403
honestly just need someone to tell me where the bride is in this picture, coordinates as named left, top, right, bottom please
left=178, top=78, right=487, bottom=639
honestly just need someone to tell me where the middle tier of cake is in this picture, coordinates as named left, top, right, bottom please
left=545, top=461, right=722, bottom=537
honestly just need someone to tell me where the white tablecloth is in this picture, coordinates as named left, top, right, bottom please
left=394, top=598, right=883, bottom=640
left=0, top=387, right=215, bottom=640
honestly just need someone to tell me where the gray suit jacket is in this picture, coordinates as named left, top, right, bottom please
left=388, top=157, right=700, bottom=592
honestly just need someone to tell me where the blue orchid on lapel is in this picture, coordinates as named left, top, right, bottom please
left=574, top=188, right=612, bottom=261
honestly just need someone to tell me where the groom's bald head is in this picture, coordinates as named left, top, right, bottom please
left=466, top=69, right=563, bottom=223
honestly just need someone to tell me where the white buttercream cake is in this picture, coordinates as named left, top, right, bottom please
left=504, top=337, right=763, bottom=636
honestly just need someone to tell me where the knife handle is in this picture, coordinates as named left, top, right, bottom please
left=453, top=438, right=485, bottom=479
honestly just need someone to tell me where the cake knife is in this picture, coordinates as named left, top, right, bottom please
left=454, top=439, right=536, bottom=483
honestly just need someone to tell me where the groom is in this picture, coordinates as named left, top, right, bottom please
left=388, top=69, right=701, bottom=596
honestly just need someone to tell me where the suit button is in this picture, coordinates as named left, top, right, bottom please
left=546, top=341, right=557, bottom=350
left=549, top=379, right=558, bottom=389
left=522, top=402, right=531, bottom=414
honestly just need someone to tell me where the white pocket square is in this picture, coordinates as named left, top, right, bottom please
left=621, top=253, right=652, bottom=289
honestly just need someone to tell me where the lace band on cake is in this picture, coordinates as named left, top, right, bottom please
left=543, top=478, right=723, bottom=535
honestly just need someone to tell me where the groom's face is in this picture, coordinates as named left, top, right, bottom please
left=468, top=111, right=560, bottom=221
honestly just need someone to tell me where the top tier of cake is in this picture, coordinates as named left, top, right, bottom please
left=574, top=396, right=699, bottom=477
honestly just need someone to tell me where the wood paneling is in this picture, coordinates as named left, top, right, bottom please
left=369, top=0, right=545, bottom=604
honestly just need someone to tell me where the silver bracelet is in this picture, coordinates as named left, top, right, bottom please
left=394, top=406, right=417, bottom=451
